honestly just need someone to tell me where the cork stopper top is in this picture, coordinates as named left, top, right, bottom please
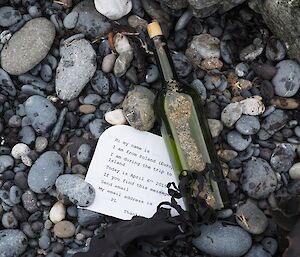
left=147, top=21, right=163, bottom=38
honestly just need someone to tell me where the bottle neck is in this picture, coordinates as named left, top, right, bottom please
left=152, top=35, right=179, bottom=89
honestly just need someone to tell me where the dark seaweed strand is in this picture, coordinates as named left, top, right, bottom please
left=73, top=164, right=217, bottom=257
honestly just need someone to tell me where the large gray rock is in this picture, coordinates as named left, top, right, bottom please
left=1, top=18, right=55, bottom=75
left=0, top=229, right=28, bottom=257
left=28, top=151, right=64, bottom=193
left=24, top=95, right=57, bottom=134
left=55, top=39, right=97, bottom=101
left=250, top=0, right=300, bottom=62
left=72, top=0, right=111, bottom=38
left=193, top=221, right=252, bottom=257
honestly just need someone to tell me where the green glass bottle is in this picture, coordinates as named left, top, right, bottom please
left=147, top=21, right=229, bottom=209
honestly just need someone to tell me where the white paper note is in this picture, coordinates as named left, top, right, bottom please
left=84, top=125, right=184, bottom=220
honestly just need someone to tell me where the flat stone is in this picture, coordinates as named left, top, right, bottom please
left=1, top=18, right=55, bottom=75
left=0, top=229, right=27, bottom=257
left=53, top=221, right=75, bottom=238
left=55, top=174, right=95, bottom=207
left=24, top=95, right=57, bottom=134
left=242, top=158, right=277, bottom=199
left=73, top=0, right=111, bottom=38
left=193, top=221, right=252, bottom=257
left=28, top=151, right=64, bottom=193
left=56, top=39, right=97, bottom=101
left=236, top=201, right=268, bottom=234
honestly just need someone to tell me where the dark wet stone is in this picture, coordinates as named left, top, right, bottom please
left=0, top=68, right=16, bottom=96
left=24, top=95, right=57, bottom=134
left=72, top=0, right=111, bottom=38
left=77, top=209, right=103, bottom=226
left=21, top=190, right=38, bottom=213
left=171, top=51, right=192, bottom=77
left=28, top=151, right=64, bottom=193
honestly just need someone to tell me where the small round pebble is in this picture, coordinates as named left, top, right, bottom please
left=0, top=155, right=14, bottom=173
left=105, top=109, right=127, bottom=125
left=102, top=53, right=117, bottom=73
left=49, top=202, right=66, bottom=224
left=227, top=130, right=252, bottom=151
left=53, top=220, right=75, bottom=238
left=2, top=212, right=18, bottom=228
left=236, top=115, right=260, bottom=135
left=76, top=144, right=92, bottom=164
left=262, top=237, right=278, bottom=255
left=35, top=136, right=48, bottom=153
left=11, top=143, right=31, bottom=159
left=63, top=11, right=79, bottom=29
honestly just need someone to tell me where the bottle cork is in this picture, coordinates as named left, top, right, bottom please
left=147, top=21, right=163, bottom=38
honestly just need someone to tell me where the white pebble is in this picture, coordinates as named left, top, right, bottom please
left=35, top=136, right=48, bottom=153
left=102, top=53, right=117, bottom=73
left=11, top=143, right=31, bottom=159
left=289, top=162, right=300, bottom=180
left=49, top=202, right=66, bottom=224
left=94, top=0, right=132, bottom=20
left=240, top=96, right=265, bottom=115
left=21, top=155, right=32, bottom=167
left=105, top=109, right=127, bottom=125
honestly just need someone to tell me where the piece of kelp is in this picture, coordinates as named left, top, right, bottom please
left=74, top=167, right=218, bottom=257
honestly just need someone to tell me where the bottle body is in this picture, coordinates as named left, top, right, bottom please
left=148, top=21, right=229, bottom=209
left=155, top=85, right=229, bottom=209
